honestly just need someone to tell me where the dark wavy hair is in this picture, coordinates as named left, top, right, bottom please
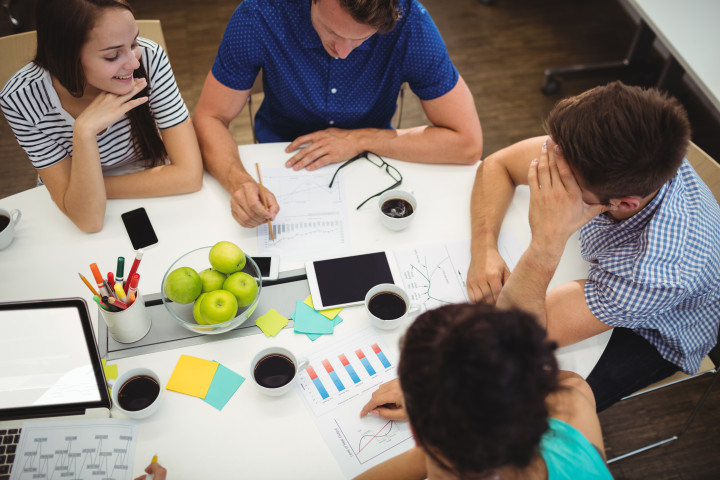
left=313, top=0, right=400, bottom=33
left=399, top=303, right=558, bottom=477
left=544, top=81, right=690, bottom=201
left=34, top=0, right=167, bottom=167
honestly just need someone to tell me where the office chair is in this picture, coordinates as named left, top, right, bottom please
left=606, top=141, right=720, bottom=463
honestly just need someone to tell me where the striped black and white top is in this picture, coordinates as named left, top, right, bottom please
left=0, top=38, right=189, bottom=174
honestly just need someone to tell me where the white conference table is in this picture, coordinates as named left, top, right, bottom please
left=0, top=143, right=610, bottom=479
left=627, top=0, right=720, bottom=115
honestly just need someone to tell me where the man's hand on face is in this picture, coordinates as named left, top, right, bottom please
left=527, top=138, right=609, bottom=250
left=285, top=128, right=362, bottom=171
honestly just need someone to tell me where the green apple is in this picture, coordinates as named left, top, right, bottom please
left=208, top=241, right=246, bottom=274
left=199, top=289, right=238, bottom=324
left=223, top=272, right=258, bottom=307
left=193, top=293, right=209, bottom=325
left=199, top=268, right=226, bottom=293
left=164, top=266, right=202, bottom=304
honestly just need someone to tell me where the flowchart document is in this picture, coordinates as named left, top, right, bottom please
left=295, top=327, right=414, bottom=479
left=11, top=419, right=137, bottom=480
left=393, top=235, right=523, bottom=312
left=257, top=168, right=350, bottom=260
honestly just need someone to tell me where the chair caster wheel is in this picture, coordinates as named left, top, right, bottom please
left=541, top=77, right=561, bottom=95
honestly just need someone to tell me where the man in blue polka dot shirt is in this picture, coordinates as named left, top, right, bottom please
left=467, top=82, right=720, bottom=411
left=194, top=0, right=483, bottom=228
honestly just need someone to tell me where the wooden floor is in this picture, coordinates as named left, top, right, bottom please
left=1, top=1, right=719, bottom=478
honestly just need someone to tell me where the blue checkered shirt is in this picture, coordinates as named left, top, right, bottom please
left=581, top=160, right=720, bottom=374
left=211, top=0, right=458, bottom=142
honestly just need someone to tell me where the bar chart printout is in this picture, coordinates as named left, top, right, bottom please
left=10, top=419, right=138, bottom=480
left=295, top=327, right=414, bottom=478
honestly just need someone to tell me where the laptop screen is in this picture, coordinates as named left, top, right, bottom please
left=0, top=298, right=111, bottom=420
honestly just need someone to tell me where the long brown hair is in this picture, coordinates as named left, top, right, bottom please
left=34, top=0, right=167, bottom=167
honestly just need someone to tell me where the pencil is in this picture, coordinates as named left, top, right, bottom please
left=147, top=455, right=158, bottom=480
left=78, top=273, right=100, bottom=297
left=255, top=162, right=275, bottom=240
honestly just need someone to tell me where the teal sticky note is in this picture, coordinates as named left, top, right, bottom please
left=202, top=363, right=245, bottom=411
left=293, top=301, right=335, bottom=335
left=306, top=315, right=344, bottom=341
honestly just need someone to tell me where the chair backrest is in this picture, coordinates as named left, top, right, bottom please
left=687, top=141, right=720, bottom=204
left=0, top=30, right=36, bottom=89
left=0, top=20, right=167, bottom=90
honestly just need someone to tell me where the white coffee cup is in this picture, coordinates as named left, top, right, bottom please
left=250, top=346, right=308, bottom=396
left=365, top=283, right=421, bottom=330
left=378, top=190, right=416, bottom=231
left=0, top=208, right=22, bottom=250
left=108, top=367, right=162, bottom=419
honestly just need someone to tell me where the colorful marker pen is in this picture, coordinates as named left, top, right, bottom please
left=108, top=297, right=130, bottom=310
left=116, top=257, right=125, bottom=285
left=114, top=283, right=128, bottom=302
left=124, top=250, right=144, bottom=291
left=127, top=273, right=140, bottom=304
left=90, top=263, right=108, bottom=297
left=107, top=272, right=115, bottom=289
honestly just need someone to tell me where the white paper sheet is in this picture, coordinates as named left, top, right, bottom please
left=295, top=327, right=414, bottom=479
left=11, top=419, right=137, bottom=480
left=393, top=235, right=523, bottom=312
left=257, top=168, right=350, bottom=261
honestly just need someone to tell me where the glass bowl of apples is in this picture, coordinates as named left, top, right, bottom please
left=161, top=242, right=262, bottom=334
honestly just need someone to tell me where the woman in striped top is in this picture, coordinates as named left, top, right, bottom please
left=0, top=0, right=202, bottom=232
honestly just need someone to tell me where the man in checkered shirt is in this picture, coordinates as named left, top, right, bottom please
left=467, top=81, right=720, bottom=411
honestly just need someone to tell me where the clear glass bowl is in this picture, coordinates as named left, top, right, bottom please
left=161, top=246, right=262, bottom=334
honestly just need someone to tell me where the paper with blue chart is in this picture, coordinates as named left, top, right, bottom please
left=295, top=327, right=414, bottom=478
left=393, top=236, right=523, bottom=312
left=257, top=168, right=350, bottom=260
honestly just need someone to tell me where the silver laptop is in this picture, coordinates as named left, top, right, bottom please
left=0, top=298, right=111, bottom=479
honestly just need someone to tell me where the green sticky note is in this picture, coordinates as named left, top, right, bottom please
left=166, top=355, right=219, bottom=399
left=255, top=308, right=289, bottom=337
left=203, top=363, right=245, bottom=411
left=293, top=301, right=335, bottom=335
left=303, top=295, right=342, bottom=320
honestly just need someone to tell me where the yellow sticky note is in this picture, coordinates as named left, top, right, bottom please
left=304, top=295, right=342, bottom=320
left=166, top=355, right=219, bottom=399
left=255, top=308, right=289, bottom=337
left=102, top=359, right=118, bottom=380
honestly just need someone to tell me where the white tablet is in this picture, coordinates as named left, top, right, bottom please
left=305, top=251, right=403, bottom=310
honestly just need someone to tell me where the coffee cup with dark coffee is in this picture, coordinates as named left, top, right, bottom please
left=250, top=347, right=308, bottom=396
left=364, top=283, right=421, bottom=330
left=377, top=190, right=416, bottom=231
left=0, top=208, right=22, bottom=251
left=109, top=367, right=162, bottom=419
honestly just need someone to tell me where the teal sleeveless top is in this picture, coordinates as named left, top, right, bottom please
left=539, top=418, right=614, bottom=479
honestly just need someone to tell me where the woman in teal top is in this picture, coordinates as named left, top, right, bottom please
left=356, top=303, right=613, bottom=480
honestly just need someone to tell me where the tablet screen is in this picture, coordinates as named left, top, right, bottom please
left=311, top=252, right=395, bottom=307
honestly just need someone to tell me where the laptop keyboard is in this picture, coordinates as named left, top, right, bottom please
left=0, top=428, right=21, bottom=480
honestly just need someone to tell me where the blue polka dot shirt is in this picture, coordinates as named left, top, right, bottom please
left=212, top=0, right=459, bottom=143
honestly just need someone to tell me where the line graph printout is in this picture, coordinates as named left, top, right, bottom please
left=394, top=235, right=523, bottom=312
left=295, top=327, right=414, bottom=478
left=257, top=168, right=350, bottom=260
left=10, top=419, right=138, bottom=480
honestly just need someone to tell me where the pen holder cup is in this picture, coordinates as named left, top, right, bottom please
left=99, top=290, right=152, bottom=343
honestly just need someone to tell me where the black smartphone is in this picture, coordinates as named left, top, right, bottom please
left=121, top=207, right=159, bottom=250
left=253, top=256, right=279, bottom=281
